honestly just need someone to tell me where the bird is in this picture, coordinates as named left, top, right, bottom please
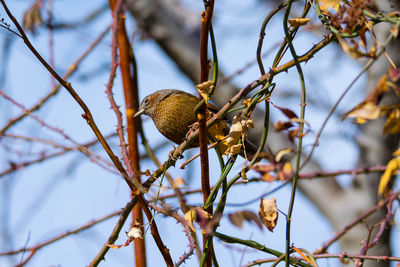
left=134, top=89, right=257, bottom=157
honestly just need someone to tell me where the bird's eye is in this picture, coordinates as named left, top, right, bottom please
left=144, top=98, right=150, bottom=105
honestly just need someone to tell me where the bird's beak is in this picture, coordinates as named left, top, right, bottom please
left=134, top=108, right=145, bottom=118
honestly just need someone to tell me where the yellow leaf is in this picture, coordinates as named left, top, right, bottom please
left=184, top=209, right=196, bottom=232
left=366, top=75, right=390, bottom=103
left=242, top=98, right=252, bottom=108
left=241, top=167, right=248, bottom=182
left=288, top=18, right=310, bottom=27
left=383, top=109, right=400, bottom=135
left=258, top=198, right=278, bottom=232
left=317, top=0, right=340, bottom=12
left=344, top=102, right=381, bottom=123
left=378, top=157, right=400, bottom=196
left=393, top=147, right=400, bottom=157
left=196, top=81, right=213, bottom=103
left=225, top=144, right=243, bottom=156
left=278, top=162, right=293, bottom=181
left=174, top=177, right=186, bottom=187
left=207, top=120, right=229, bottom=153
left=338, top=37, right=363, bottom=59
left=275, top=148, right=295, bottom=163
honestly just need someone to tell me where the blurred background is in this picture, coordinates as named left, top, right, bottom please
left=0, top=0, right=399, bottom=266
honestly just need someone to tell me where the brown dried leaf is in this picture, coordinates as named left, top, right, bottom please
left=241, top=168, right=248, bottom=182
left=184, top=208, right=212, bottom=232
left=365, top=75, right=390, bottom=104
left=275, top=121, right=293, bottom=132
left=22, top=0, right=43, bottom=34
left=228, top=210, right=263, bottom=230
left=383, top=110, right=400, bottom=136
left=223, top=113, right=253, bottom=156
left=288, top=18, right=310, bottom=27
left=388, top=66, right=400, bottom=82
left=196, top=81, right=213, bottom=103
left=259, top=198, right=278, bottom=232
left=277, top=107, right=298, bottom=120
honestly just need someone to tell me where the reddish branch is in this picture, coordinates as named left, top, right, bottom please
left=198, top=1, right=215, bottom=266
left=242, top=253, right=400, bottom=267
left=109, top=0, right=145, bottom=265
left=355, top=201, right=394, bottom=267
left=148, top=203, right=196, bottom=266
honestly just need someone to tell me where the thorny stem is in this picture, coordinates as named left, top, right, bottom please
left=107, top=0, right=146, bottom=265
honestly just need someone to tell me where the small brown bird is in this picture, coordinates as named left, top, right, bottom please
left=134, top=89, right=216, bottom=145
left=134, top=89, right=257, bottom=156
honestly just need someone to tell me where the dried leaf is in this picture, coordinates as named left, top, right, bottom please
left=378, top=157, right=400, bottom=196
left=106, top=239, right=131, bottom=249
left=275, top=121, right=293, bottom=132
left=106, top=222, right=142, bottom=249
left=388, top=66, right=400, bottom=82
left=383, top=110, right=400, bottom=136
left=225, top=144, right=242, bottom=156
left=22, top=0, right=43, bottom=34
left=184, top=208, right=212, bottom=232
left=365, top=75, right=390, bottom=104
left=338, top=37, right=364, bottom=59
left=390, top=24, right=399, bottom=39
left=277, top=107, right=298, bottom=120
left=258, top=198, right=278, bottom=232
left=393, top=147, right=400, bottom=157
left=174, top=177, right=186, bottom=187
left=343, top=101, right=381, bottom=124
left=288, top=18, right=310, bottom=27
left=278, top=162, right=293, bottom=181
left=127, top=224, right=143, bottom=240
left=222, top=113, right=253, bottom=156
left=275, top=148, right=295, bottom=163
left=228, top=210, right=263, bottom=230
left=196, top=81, right=213, bottom=103
left=241, top=168, right=248, bottom=182
left=207, top=120, right=229, bottom=152
left=262, top=173, right=278, bottom=182
left=317, top=0, right=340, bottom=12
left=194, top=208, right=212, bottom=229
left=292, top=246, right=318, bottom=267
left=184, top=209, right=196, bottom=232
